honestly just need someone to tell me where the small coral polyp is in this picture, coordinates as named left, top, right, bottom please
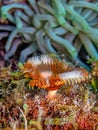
left=23, top=55, right=89, bottom=91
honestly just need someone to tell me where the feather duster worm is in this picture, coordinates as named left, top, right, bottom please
left=23, top=55, right=89, bottom=91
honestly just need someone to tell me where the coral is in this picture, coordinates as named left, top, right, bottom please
left=0, top=0, right=98, bottom=70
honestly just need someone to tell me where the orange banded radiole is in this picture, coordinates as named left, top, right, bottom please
left=57, top=68, right=89, bottom=86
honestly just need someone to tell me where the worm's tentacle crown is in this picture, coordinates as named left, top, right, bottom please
left=23, top=55, right=90, bottom=91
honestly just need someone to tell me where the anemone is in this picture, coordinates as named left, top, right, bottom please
left=0, top=0, right=98, bottom=70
